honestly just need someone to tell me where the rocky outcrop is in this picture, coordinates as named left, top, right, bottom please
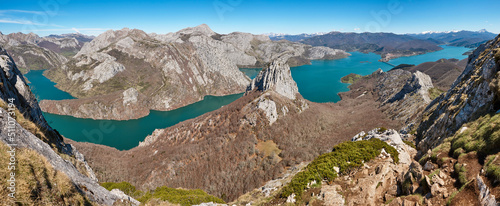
left=0, top=46, right=50, bottom=130
left=246, top=53, right=299, bottom=100
left=476, top=175, right=497, bottom=206
left=314, top=128, right=416, bottom=206
left=340, top=68, right=435, bottom=133
left=352, top=128, right=415, bottom=165
left=417, top=34, right=500, bottom=151
left=402, top=58, right=469, bottom=91
left=0, top=45, right=127, bottom=205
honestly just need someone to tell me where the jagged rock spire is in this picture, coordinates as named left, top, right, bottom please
left=246, top=52, right=299, bottom=99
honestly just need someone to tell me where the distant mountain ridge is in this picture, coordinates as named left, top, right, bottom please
left=0, top=32, right=94, bottom=72
left=267, top=32, right=327, bottom=42
left=299, top=32, right=443, bottom=61
left=267, top=30, right=498, bottom=61
left=408, top=29, right=498, bottom=48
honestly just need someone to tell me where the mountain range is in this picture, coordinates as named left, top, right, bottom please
left=269, top=30, right=497, bottom=61
left=36, top=24, right=349, bottom=120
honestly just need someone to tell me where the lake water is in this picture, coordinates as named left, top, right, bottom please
left=27, top=45, right=468, bottom=150
left=24, top=70, right=75, bottom=101
left=25, top=70, right=242, bottom=150
left=241, top=45, right=469, bottom=103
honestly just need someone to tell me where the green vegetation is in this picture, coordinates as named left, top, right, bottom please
left=428, top=88, right=444, bottom=100
left=390, top=64, right=415, bottom=71
left=377, top=127, right=388, bottom=133
left=280, top=139, right=398, bottom=200
left=454, top=163, right=468, bottom=186
left=101, top=182, right=142, bottom=197
left=139, top=187, right=225, bottom=206
left=428, top=169, right=441, bottom=180
left=340, top=73, right=362, bottom=84
left=484, top=154, right=500, bottom=182
left=403, top=140, right=416, bottom=149
left=101, top=182, right=225, bottom=205
left=449, top=113, right=500, bottom=159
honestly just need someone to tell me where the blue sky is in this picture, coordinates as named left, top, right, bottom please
left=0, top=0, right=499, bottom=36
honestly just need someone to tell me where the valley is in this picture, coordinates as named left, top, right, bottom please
left=0, top=6, right=499, bottom=204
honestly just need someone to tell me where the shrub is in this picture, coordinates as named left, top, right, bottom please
left=378, top=127, right=388, bottom=133
left=449, top=113, right=500, bottom=159
left=403, top=140, right=416, bottom=149
left=280, top=139, right=398, bottom=200
left=100, top=182, right=137, bottom=196
left=428, top=88, right=444, bottom=100
left=484, top=154, right=500, bottom=182
left=454, top=163, right=468, bottom=186
left=340, top=73, right=362, bottom=84
left=143, top=186, right=225, bottom=206
left=101, top=181, right=225, bottom=205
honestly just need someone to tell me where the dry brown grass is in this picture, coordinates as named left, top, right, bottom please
left=0, top=142, right=93, bottom=205
left=256, top=140, right=281, bottom=157
left=71, top=88, right=402, bottom=202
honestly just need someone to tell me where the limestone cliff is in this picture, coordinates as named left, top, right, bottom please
left=0, top=45, right=133, bottom=205
left=247, top=53, right=299, bottom=100
left=42, top=24, right=348, bottom=120
left=417, top=34, right=500, bottom=151
left=339, top=68, right=435, bottom=133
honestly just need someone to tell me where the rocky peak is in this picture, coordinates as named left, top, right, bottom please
left=386, top=70, right=434, bottom=104
left=178, top=24, right=216, bottom=36
left=417, top=34, right=500, bottom=150
left=76, top=28, right=148, bottom=57
left=246, top=52, right=299, bottom=100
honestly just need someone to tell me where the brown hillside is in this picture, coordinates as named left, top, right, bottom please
left=68, top=87, right=402, bottom=201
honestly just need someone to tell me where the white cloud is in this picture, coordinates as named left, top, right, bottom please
left=0, top=10, right=45, bottom=15
left=354, top=28, right=360, bottom=31
left=0, top=18, right=63, bottom=27
left=23, top=28, right=108, bottom=32
left=0, top=19, right=43, bottom=25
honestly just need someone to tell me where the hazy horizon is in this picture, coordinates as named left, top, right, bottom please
left=1, top=0, right=499, bottom=37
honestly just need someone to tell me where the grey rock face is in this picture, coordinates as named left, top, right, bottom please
left=0, top=46, right=49, bottom=129
left=0, top=108, right=120, bottom=205
left=110, top=189, right=140, bottom=206
left=357, top=68, right=434, bottom=133
left=45, top=26, right=252, bottom=120
left=43, top=25, right=348, bottom=120
left=246, top=53, right=299, bottom=100
left=0, top=32, right=89, bottom=73
left=0, top=46, right=125, bottom=205
left=476, top=175, right=498, bottom=206
left=417, top=35, right=500, bottom=150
